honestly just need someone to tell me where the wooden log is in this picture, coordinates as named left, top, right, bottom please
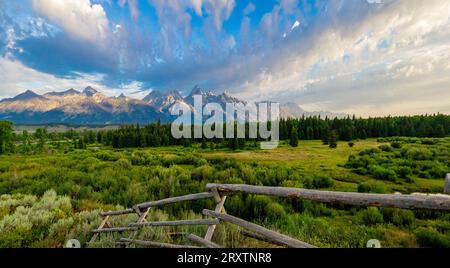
left=202, top=209, right=316, bottom=248
left=445, top=174, right=450, bottom=194
left=188, top=234, right=222, bottom=248
left=204, top=193, right=227, bottom=241
left=119, top=238, right=199, bottom=248
left=89, top=215, right=110, bottom=243
left=127, top=207, right=151, bottom=241
left=92, top=226, right=139, bottom=233
left=207, top=184, right=450, bottom=211
left=101, top=208, right=134, bottom=217
left=130, top=219, right=220, bottom=227
left=101, top=192, right=214, bottom=216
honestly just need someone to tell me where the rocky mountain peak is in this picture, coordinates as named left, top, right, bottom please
left=188, top=85, right=206, bottom=97
left=0, top=86, right=347, bottom=125
left=11, top=90, right=45, bottom=101
left=83, top=86, right=98, bottom=97
left=47, top=88, right=81, bottom=97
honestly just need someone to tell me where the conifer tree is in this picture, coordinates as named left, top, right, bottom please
left=290, top=127, right=299, bottom=147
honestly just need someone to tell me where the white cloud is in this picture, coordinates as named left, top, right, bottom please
left=231, top=0, right=450, bottom=116
left=31, top=0, right=109, bottom=43
left=118, top=0, right=139, bottom=20
left=148, top=0, right=236, bottom=32
left=0, top=56, right=137, bottom=99
left=243, top=2, right=255, bottom=15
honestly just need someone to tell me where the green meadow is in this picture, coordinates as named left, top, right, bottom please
left=0, top=136, right=449, bottom=248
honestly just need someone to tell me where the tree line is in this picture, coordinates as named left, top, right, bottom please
left=101, top=114, right=450, bottom=149
left=0, top=114, right=448, bottom=153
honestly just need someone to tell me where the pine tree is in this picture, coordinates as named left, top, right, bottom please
left=0, top=121, right=13, bottom=154
left=329, top=130, right=338, bottom=149
left=290, top=127, right=299, bottom=147
left=322, top=132, right=329, bottom=145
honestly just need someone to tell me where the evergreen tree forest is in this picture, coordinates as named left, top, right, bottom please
left=87, top=114, right=450, bottom=149
left=2, top=114, right=448, bottom=153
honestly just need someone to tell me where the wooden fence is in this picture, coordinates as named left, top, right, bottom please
left=89, top=176, right=450, bottom=248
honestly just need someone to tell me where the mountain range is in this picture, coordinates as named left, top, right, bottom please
left=0, top=86, right=346, bottom=125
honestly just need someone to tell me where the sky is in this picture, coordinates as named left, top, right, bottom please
left=0, top=0, right=449, bottom=117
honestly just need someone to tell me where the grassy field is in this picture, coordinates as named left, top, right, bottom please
left=0, top=138, right=449, bottom=248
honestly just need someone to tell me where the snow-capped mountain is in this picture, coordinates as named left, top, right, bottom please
left=0, top=86, right=346, bottom=125
left=143, top=90, right=186, bottom=113
left=0, top=87, right=167, bottom=125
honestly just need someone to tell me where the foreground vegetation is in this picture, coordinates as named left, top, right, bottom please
left=0, top=132, right=448, bottom=248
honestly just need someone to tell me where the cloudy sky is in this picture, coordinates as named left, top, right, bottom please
left=0, top=0, right=449, bottom=116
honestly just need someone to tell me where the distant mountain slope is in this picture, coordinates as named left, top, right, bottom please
left=0, top=86, right=346, bottom=125
left=0, top=87, right=168, bottom=124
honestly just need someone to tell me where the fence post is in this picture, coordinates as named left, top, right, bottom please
left=204, top=188, right=227, bottom=242
left=445, top=174, right=450, bottom=194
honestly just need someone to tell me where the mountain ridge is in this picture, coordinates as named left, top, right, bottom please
left=0, top=87, right=347, bottom=125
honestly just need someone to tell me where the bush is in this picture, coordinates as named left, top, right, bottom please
left=265, top=202, right=286, bottom=220
left=359, top=207, right=384, bottom=226
left=370, top=166, right=398, bottom=182
left=115, top=158, right=132, bottom=169
left=415, top=227, right=450, bottom=248
left=357, top=182, right=386, bottom=194
left=312, top=176, right=334, bottom=189
left=396, top=166, right=413, bottom=179
left=0, top=191, right=101, bottom=248
left=421, top=139, right=438, bottom=145
left=96, top=151, right=120, bottom=161
left=348, top=142, right=355, bottom=148
left=405, top=148, right=433, bottom=160
left=381, top=208, right=415, bottom=227
left=391, top=141, right=402, bottom=149
left=426, top=162, right=448, bottom=179
left=379, top=145, right=393, bottom=152
left=357, top=183, right=371, bottom=193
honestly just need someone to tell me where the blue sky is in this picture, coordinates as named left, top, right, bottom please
left=0, top=0, right=449, bottom=116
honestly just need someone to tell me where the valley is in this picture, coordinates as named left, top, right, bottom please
left=0, top=128, right=448, bottom=248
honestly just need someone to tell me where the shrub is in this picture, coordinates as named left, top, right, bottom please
left=359, top=207, right=384, bottom=226
left=348, top=142, right=355, bottom=148
left=312, top=176, right=334, bottom=189
left=392, top=210, right=415, bottom=227
left=357, top=182, right=386, bottom=194
left=370, top=165, right=398, bottom=182
left=396, top=166, right=413, bottom=179
left=115, top=158, right=132, bottom=169
left=405, top=148, right=433, bottom=160
left=415, top=227, right=450, bottom=248
left=265, top=202, right=286, bottom=220
left=345, top=155, right=363, bottom=169
left=357, top=183, right=371, bottom=193
left=391, top=141, right=402, bottom=149
left=426, top=162, right=448, bottom=179
left=381, top=208, right=415, bottom=227
left=379, top=145, right=393, bottom=152
left=96, top=151, right=120, bottom=162
left=0, top=191, right=102, bottom=248
left=421, top=139, right=438, bottom=145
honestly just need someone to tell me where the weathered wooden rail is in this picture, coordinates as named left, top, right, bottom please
left=90, top=176, right=450, bottom=248
left=207, top=184, right=450, bottom=211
